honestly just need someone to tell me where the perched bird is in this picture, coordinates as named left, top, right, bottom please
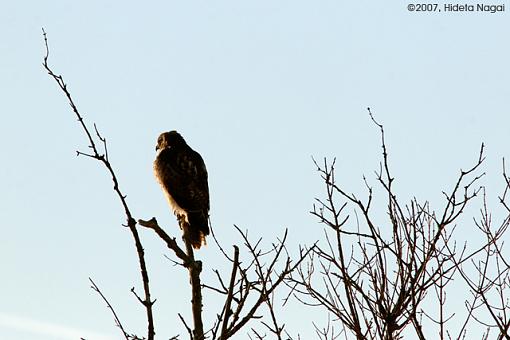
left=154, top=131, right=210, bottom=249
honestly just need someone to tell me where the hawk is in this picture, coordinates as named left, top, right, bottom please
left=154, top=131, right=210, bottom=249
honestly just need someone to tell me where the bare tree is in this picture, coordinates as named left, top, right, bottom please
left=288, top=109, right=509, bottom=339
left=43, top=31, right=509, bottom=340
left=42, top=30, right=306, bottom=340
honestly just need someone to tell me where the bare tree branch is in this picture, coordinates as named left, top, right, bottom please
left=42, top=29, right=155, bottom=340
left=89, top=278, right=131, bottom=340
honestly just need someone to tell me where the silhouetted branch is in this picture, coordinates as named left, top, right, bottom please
left=42, top=29, right=155, bottom=340
left=204, top=227, right=310, bottom=340
left=220, top=246, right=240, bottom=336
left=179, top=312, right=193, bottom=340
left=89, top=278, right=130, bottom=340
left=138, top=218, right=189, bottom=263
left=446, top=178, right=510, bottom=339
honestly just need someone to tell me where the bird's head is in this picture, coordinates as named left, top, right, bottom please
left=155, top=131, right=186, bottom=151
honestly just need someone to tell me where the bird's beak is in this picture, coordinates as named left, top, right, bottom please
left=155, top=145, right=159, bottom=151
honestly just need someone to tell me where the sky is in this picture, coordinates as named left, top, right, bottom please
left=1, top=1, right=509, bottom=339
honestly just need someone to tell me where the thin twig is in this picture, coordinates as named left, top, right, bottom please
left=89, top=278, right=131, bottom=340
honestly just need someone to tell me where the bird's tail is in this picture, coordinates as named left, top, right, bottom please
left=187, top=211, right=210, bottom=249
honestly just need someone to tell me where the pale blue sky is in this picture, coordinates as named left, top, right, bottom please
left=1, top=1, right=509, bottom=339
